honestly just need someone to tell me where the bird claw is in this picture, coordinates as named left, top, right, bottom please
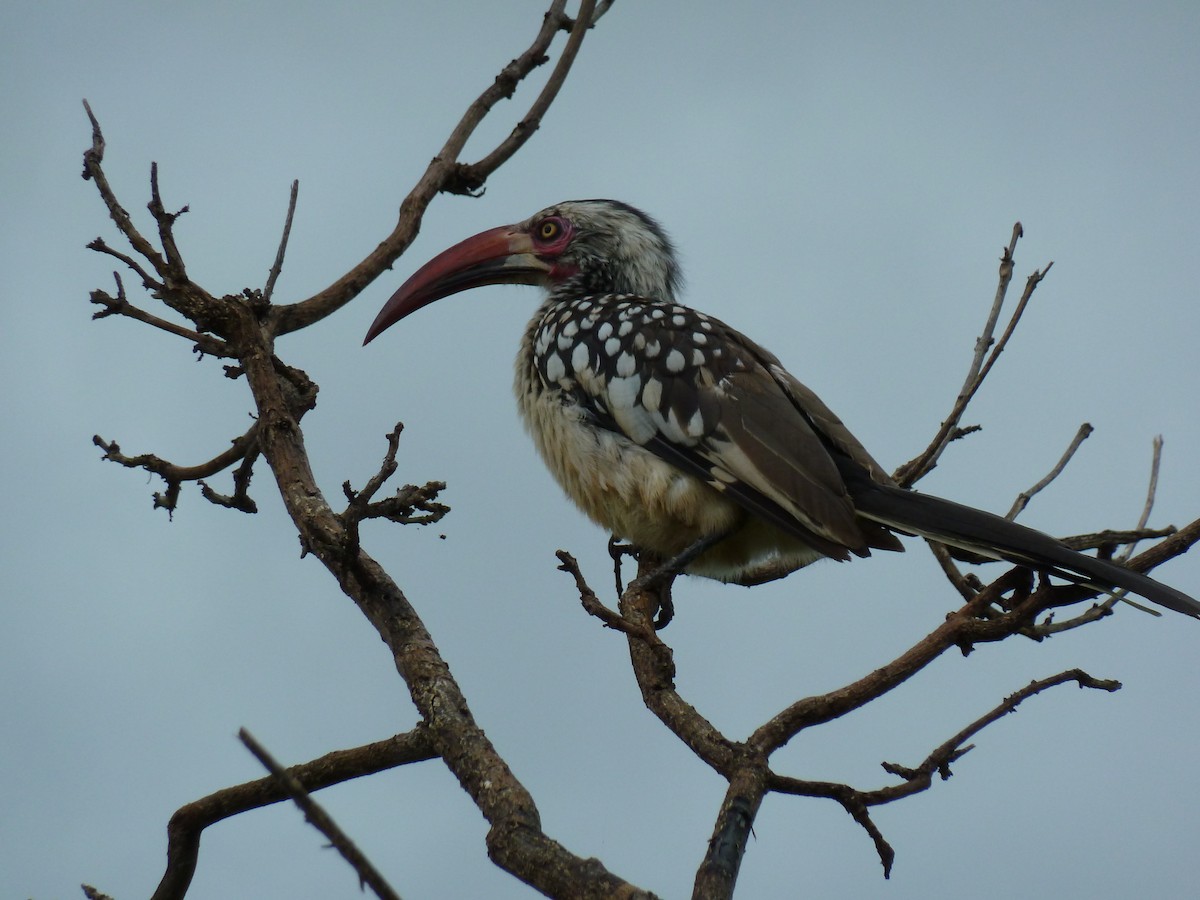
left=627, top=530, right=734, bottom=628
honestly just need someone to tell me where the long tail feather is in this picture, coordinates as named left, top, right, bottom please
left=849, top=479, right=1200, bottom=619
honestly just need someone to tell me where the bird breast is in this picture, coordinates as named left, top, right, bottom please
left=516, top=371, right=742, bottom=553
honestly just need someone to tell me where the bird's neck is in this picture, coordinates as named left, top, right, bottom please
left=548, top=268, right=678, bottom=306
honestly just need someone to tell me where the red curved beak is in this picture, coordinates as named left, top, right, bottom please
left=363, top=224, right=548, bottom=345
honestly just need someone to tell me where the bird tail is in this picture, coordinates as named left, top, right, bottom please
left=848, top=477, right=1199, bottom=619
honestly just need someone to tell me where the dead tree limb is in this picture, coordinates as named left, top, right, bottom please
left=153, top=728, right=436, bottom=900
left=85, top=3, right=657, bottom=898
left=239, top=729, right=405, bottom=900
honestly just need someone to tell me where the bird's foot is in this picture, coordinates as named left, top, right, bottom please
left=629, top=530, right=733, bottom=629
left=607, top=535, right=638, bottom=595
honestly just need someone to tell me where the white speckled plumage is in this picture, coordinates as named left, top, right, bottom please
left=506, top=201, right=900, bottom=583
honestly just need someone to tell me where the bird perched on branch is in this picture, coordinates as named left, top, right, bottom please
left=365, top=199, right=1199, bottom=620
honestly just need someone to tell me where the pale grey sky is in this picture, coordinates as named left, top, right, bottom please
left=3, top=2, right=1198, bottom=898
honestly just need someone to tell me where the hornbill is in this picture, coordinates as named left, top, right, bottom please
left=364, top=199, right=1199, bottom=619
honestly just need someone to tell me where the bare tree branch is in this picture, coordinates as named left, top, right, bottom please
left=262, top=179, right=299, bottom=305
left=876, top=669, right=1120, bottom=790
left=90, top=270, right=231, bottom=357
left=82, top=99, right=170, bottom=280
left=199, top=445, right=260, bottom=513
left=763, top=669, right=1119, bottom=878
left=1007, top=423, right=1094, bottom=520
left=561, top=553, right=739, bottom=776
left=148, top=161, right=189, bottom=281
left=1117, top=435, right=1164, bottom=562
left=456, top=0, right=602, bottom=190
left=966, top=223, right=1023, bottom=391
left=1124, top=516, right=1200, bottom=575
left=84, top=5, right=653, bottom=895
left=694, top=766, right=768, bottom=900
left=93, top=424, right=260, bottom=515
left=1061, top=526, right=1176, bottom=552
left=895, top=228, right=1053, bottom=487
left=87, top=239, right=162, bottom=292
left=340, top=424, right=449, bottom=556
left=239, top=729, right=404, bottom=900
left=268, top=0, right=597, bottom=336
left=152, top=728, right=437, bottom=900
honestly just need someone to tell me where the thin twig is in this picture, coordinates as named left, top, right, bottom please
left=1086, top=436, right=1172, bottom=616
left=966, top=224, right=1023, bottom=391
left=1061, top=526, right=1176, bottom=552
left=894, top=225, right=1052, bottom=487
left=1024, top=601, right=1117, bottom=637
left=239, top=729, right=404, bottom=900
left=90, top=269, right=232, bottom=356
left=340, top=424, right=448, bottom=554
left=263, top=180, right=299, bottom=304
left=1117, top=435, right=1163, bottom=562
left=345, top=423, right=405, bottom=507
left=88, top=237, right=162, bottom=291
left=893, top=226, right=1021, bottom=485
left=557, top=550, right=661, bottom=643
left=926, top=541, right=979, bottom=601
left=1006, top=423, right=1094, bottom=520
left=81, top=100, right=170, bottom=280
left=148, top=161, right=189, bottom=281
left=590, top=0, right=616, bottom=23
left=876, top=669, right=1120, bottom=790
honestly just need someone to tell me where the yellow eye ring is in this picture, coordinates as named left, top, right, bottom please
left=538, top=219, right=561, bottom=241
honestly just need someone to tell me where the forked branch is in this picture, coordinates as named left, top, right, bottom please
left=268, top=0, right=598, bottom=336
left=93, top=425, right=260, bottom=515
left=894, top=225, right=1053, bottom=487
left=340, top=423, right=449, bottom=556
left=765, top=669, right=1120, bottom=878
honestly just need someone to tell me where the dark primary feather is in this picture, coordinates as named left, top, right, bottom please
left=846, top=472, right=1200, bottom=618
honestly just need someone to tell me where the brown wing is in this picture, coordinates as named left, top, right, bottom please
left=534, top=294, right=901, bottom=558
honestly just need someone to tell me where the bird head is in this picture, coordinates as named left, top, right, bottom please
left=363, top=199, right=679, bottom=344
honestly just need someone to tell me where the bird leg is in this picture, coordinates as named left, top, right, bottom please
left=630, top=529, right=735, bottom=630
left=607, top=535, right=637, bottom=595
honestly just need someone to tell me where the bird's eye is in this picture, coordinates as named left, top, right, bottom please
left=538, top=218, right=562, bottom=241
